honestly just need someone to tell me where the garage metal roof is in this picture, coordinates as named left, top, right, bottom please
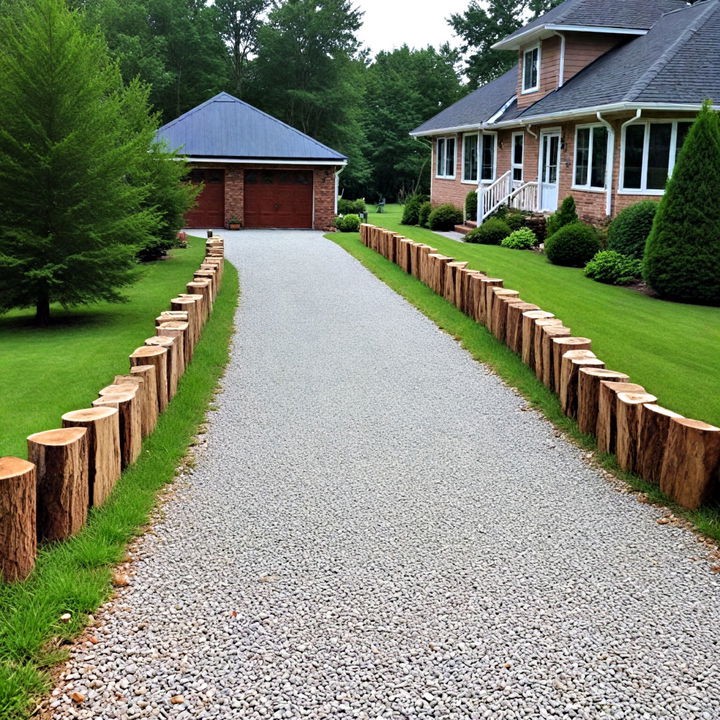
left=156, top=92, right=347, bottom=162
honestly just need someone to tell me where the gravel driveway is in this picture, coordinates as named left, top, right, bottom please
left=52, top=230, right=720, bottom=720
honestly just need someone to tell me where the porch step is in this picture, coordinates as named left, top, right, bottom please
left=454, top=224, right=476, bottom=235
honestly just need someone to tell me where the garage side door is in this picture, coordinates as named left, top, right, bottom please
left=185, top=169, right=225, bottom=228
left=244, top=170, right=313, bottom=228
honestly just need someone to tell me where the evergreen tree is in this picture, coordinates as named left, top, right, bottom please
left=643, top=103, right=720, bottom=304
left=0, top=0, right=157, bottom=323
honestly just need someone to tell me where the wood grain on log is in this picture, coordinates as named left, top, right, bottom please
left=467, top=274, right=488, bottom=323
left=492, top=293, right=521, bottom=342
left=540, top=326, right=572, bottom=390
left=194, top=269, right=217, bottom=301
left=616, top=392, right=658, bottom=473
left=179, top=293, right=206, bottom=335
left=444, top=262, right=468, bottom=306
left=27, top=427, right=88, bottom=542
left=0, top=457, right=36, bottom=582
left=170, top=297, right=198, bottom=350
left=521, top=311, right=555, bottom=368
left=596, top=381, right=645, bottom=455
left=157, top=321, right=189, bottom=376
left=559, top=355, right=604, bottom=419
left=156, top=310, right=188, bottom=328
left=93, top=391, right=142, bottom=468
left=551, top=337, right=592, bottom=392
left=577, top=369, right=630, bottom=436
left=130, top=345, right=169, bottom=412
left=478, top=278, right=503, bottom=326
left=145, top=335, right=180, bottom=399
left=186, top=280, right=212, bottom=321
left=506, top=303, right=539, bottom=354
left=489, top=289, right=520, bottom=338
left=117, top=372, right=153, bottom=438
left=531, top=318, right=562, bottom=378
left=637, top=404, right=683, bottom=485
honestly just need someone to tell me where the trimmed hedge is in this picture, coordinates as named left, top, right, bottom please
left=401, top=194, right=427, bottom=225
left=584, top=250, right=643, bottom=285
left=545, top=222, right=600, bottom=267
left=466, top=218, right=512, bottom=245
left=501, top=228, right=537, bottom=250
left=607, top=201, right=658, bottom=259
left=335, top=213, right=361, bottom=232
left=338, top=198, right=366, bottom=215
left=546, top=196, right=578, bottom=238
left=428, top=203, right=463, bottom=231
left=465, top=191, right=477, bottom=222
left=418, top=201, right=432, bottom=228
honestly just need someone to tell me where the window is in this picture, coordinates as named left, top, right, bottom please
left=512, top=133, right=524, bottom=182
left=621, top=120, right=693, bottom=193
left=462, top=134, right=479, bottom=182
left=573, top=125, right=608, bottom=189
left=480, top=134, right=496, bottom=181
left=436, top=137, right=456, bottom=178
left=522, top=46, right=539, bottom=93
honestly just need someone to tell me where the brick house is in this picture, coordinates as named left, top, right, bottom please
left=156, top=93, right=346, bottom=230
left=410, top=0, right=720, bottom=225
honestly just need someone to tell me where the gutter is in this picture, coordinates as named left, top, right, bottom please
left=173, top=157, right=348, bottom=166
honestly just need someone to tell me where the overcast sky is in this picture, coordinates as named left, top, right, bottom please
left=355, top=0, right=471, bottom=56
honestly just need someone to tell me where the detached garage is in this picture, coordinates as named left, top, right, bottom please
left=156, top=93, right=347, bottom=230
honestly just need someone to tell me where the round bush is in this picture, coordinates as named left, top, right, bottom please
left=505, top=212, right=524, bottom=231
left=418, top=201, right=432, bottom=228
left=428, top=203, right=463, bottom=231
left=401, top=194, right=427, bottom=225
left=501, top=228, right=537, bottom=250
left=465, top=218, right=512, bottom=245
left=335, top=213, right=360, bottom=232
left=607, top=201, right=658, bottom=259
left=545, top=222, right=601, bottom=266
left=465, top=191, right=477, bottom=221
left=584, top=250, right=643, bottom=285
left=546, top=195, right=579, bottom=237
left=338, top=198, right=366, bottom=215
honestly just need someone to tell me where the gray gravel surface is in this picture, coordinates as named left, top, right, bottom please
left=51, top=230, right=720, bottom=720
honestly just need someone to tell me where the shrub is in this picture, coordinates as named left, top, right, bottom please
left=546, top=196, right=579, bottom=237
left=401, top=194, right=426, bottom=225
left=334, top=213, right=360, bottom=232
left=338, top=198, right=366, bottom=215
left=465, top=190, right=477, bottom=221
left=644, top=103, right=720, bottom=304
left=501, top=228, right=537, bottom=250
left=428, top=203, right=463, bottom=231
left=584, top=250, right=643, bottom=285
left=418, top=201, right=432, bottom=228
left=505, top=212, right=525, bottom=231
left=545, top=222, right=601, bottom=266
left=466, top=218, right=512, bottom=245
left=607, top=201, right=658, bottom=259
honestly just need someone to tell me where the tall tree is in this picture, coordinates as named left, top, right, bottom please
left=0, top=0, right=158, bottom=323
left=449, top=0, right=561, bottom=88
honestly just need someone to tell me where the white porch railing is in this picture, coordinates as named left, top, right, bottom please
left=477, top=172, right=538, bottom=222
left=508, top=182, right=539, bottom=213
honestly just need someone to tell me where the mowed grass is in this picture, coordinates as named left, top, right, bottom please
left=0, top=249, right=239, bottom=720
left=364, top=205, right=720, bottom=427
left=0, top=237, right=206, bottom=459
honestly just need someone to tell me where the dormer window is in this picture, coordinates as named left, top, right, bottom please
left=522, top=45, right=540, bottom=93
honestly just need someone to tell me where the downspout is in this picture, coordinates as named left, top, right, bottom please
left=596, top=111, right=615, bottom=218
left=524, top=124, right=539, bottom=211
left=334, top=164, right=345, bottom=216
left=614, top=109, right=643, bottom=217
left=555, top=32, right=566, bottom=87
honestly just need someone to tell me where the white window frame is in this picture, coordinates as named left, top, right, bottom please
left=462, top=133, right=479, bottom=184
left=572, top=123, right=609, bottom=193
left=435, top=136, right=456, bottom=180
left=619, top=118, right=694, bottom=195
left=511, top=132, right=524, bottom=183
left=479, top=132, right=498, bottom=183
left=522, top=44, right=540, bottom=94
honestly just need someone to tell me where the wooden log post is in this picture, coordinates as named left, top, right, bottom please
left=156, top=310, right=189, bottom=328
left=130, top=345, right=169, bottom=412
left=496, top=297, right=527, bottom=346
left=179, top=293, right=205, bottom=337
left=186, top=280, right=212, bottom=322
left=444, top=261, right=467, bottom=305
left=157, top=321, right=189, bottom=376
left=478, top=278, right=503, bottom=326
left=418, top=245, right=436, bottom=285
left=596, top=381, right=645, bottom=455
left=145, top=335, right=180, bottom=399
left=659, top=419, right=720, bottom=510
left=61, top=407, right=121, bottom=508
left=113, top=374, right=151, bottom=440
left=531, top=318, right=563, bottom=378
left=467, top=273, right=488, bottom=323
left=129, top=365, right=158, bottom=436
left=577, top=368, right=630, bottom=436
left=636, top=404, right=684, bottom=485
left=204, top=256, right=223, bottom=284
left=540, top=325, right=572, bottom=390
left=486, top=286, right=515, bottom=335
left=397, top=238, right=412, bottom=273
left=92, top=390, right=142, bottom=468
left=0, top=457, right=36, bottom=582
left=506, top=302, right=540, bottom=354
left=521, top=311, right=555, bottom=368
left=559, top=354, right=604, bottom=419
left=194, top=269, right=217, bottom=301
left=490, top=290, right=520, bottom=340
left=428, top=254, right=451, bottom=295
left=616, top=392, right=659, bottom=474
left=170, top=297, right=198, bottom=351
left=551, top=337, right=592, bottom=392
left=460, top=271, right=483, bottom=319
left=28, top=427, right=89, bottom=542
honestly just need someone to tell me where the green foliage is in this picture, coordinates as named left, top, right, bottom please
left=501, top=228, right=536, bottom=250
left=428, top=204, right=463, bottom=231
left=418, top=201, right=432, bottom=228
left=546, top=195, right=579, bottom=237
left=335, top=213, right=361, bottom=232
left=506, top=212, right=525, bottom=231
left=545, top=222, right=600, bottom=267
left=401, top=194, right=427, bottom=225
left=466, top=218, right=512, bottom=245
left=607, top=201, right=658, bottom=259
left=644, top=103, right=720, bottom=304
left=584, top=250, right=643, bottom=285
left=338, top=198, right=366, bottom=215
left=0, top=0, right=161, bottom=323
left=465, top=190, right=477, bottom=221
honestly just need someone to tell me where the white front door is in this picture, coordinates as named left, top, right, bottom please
left=539, top=132, right=561, bottom=212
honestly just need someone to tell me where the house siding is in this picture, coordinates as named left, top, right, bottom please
left=562, top=33, right=624, bottom=83
left=517, top=36, right=562, bottom=109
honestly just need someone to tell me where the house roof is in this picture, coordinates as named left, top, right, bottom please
left=156, top=92, right=346, bottom=162
left=494, top=0, right=687, bottom=50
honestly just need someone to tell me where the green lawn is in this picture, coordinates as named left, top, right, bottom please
left=364, top=205, right=720, bottom=427
left=0, top=238, right=206, bottom=459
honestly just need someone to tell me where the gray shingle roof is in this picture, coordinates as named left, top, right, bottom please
left=156, top=92, right=346, bottom=162
left=410, top=68, right=517, bottom=135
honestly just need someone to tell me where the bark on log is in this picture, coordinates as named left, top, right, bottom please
left=532, top=318, right=563, bottom=378
left=398, top=238, right=412, bottom=273
left=444, top=261, right=468, bottom=305
left=457, top=269, right=481, bottom=316
left=616, top=392, right=659, bottom=474
left=194, top=269, right=217, bottom=301
left=596, top=381, right=645, bottom=455
left=577, top=368, right=630, bottom=436
left=491, top=291, right=521, bottom=341
left=130, top=346, right=169, bottom=413
left=521, top=311, right=555, bottom=368
left=130, top=365, right=158, bottom=436
left=61, top=407, right=121, bottom=508
left=659, top=418, right=720, bottom=510
left=478, top=278, right=503, bottom=326
left=506, top=302, right=540, bottom=354
left=157, top=321, right=189, bottom=377
left=428, top=254, right=451, bottom=295
left=541, top=326, right=572, bottom=390
left=551, top=337, right=592, bottom=392
left=0, top=457, right=36, bottom=582
left=92, top=390, right=142, bottom=468
left=637, top=404, right=683, bottom=485
left=467, top=273, right=488, bottom=323
left=418, top=245, right=437, bottom=285
left=559, top=355, right=604, bottom=419
left=186, top=280, right=212, bottom=321
left=170, top=297, right=198, bottom=350
left=27, top=427, right=88, bottom=542
left=178, top=293, right=205, bottom=337
left=145, top=335, right=180, bottom=399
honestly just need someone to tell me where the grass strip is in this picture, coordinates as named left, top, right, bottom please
left=329, top=231, right=720, bottom=544
left=0, top=258, right=239, bottom=720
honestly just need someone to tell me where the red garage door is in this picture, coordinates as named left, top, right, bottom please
left=185, top=169, right=225, bottom=228
left=244, top=170, right=313, bottom=228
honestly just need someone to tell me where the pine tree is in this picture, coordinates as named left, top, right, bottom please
left=643, top=103, right=720, bottom=305
left=0, top=0, right=157, bottom=323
